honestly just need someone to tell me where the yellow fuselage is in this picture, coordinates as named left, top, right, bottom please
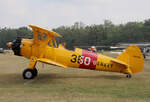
left=21, top=39, right=127, bottom=74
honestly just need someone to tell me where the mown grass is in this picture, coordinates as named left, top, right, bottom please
left=0, top=51, right=150, bottom=102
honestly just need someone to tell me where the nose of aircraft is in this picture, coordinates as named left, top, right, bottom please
left=8, top=37, right=22, bottom=56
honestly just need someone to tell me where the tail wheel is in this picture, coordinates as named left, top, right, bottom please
left=126, top=74, right=132, bottom=78
left=23, top=69, right=35, bottom=79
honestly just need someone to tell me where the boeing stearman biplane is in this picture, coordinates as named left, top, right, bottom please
left=8, top=25, right=144, bottom=79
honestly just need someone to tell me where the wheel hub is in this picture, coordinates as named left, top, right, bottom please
left=25, top=71, right=32, bottom=78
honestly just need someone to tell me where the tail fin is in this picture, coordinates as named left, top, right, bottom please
left=117, top=45, right=144, bottom=73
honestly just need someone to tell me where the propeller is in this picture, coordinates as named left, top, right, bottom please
left=7, top=37, right=22, bottom=56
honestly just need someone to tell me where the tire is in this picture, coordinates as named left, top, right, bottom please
left=23, top=69, right=35, bottom=79
left=126, top=74, right=132, bottom=78
left=33, top=68, right=38, bottom=77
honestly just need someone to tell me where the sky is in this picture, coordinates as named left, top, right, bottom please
left=0, top=0, right=150, bottom=29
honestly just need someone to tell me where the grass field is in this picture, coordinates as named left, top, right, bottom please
left=0, top=51, right=150, bottom=102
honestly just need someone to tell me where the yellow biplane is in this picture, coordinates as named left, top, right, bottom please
left=8, top=25, right=144, bottom=79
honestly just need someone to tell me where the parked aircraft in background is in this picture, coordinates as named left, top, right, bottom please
left=118, top=43, right=150, bottom=59
left=0, top=48, right=4, bottom=53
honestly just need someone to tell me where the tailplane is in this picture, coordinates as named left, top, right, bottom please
left=117, top=45, right=144, bottom=73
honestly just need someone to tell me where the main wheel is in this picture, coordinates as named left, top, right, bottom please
left=23, top=69, right=35, bottom=79
left=126, top=74, right=132, bottom=78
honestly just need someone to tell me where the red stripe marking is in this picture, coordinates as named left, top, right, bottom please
left=79, top=49, right=98, bottom=70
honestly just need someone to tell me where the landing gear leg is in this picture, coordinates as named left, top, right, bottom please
left=126, top=74, right=132, bottom=78
left=33, top=68, right=38, bottom=77
left=23, top=56, right=38, bottom=79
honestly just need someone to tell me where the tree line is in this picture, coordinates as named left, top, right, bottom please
left=0, top=19, right=150, bottom=49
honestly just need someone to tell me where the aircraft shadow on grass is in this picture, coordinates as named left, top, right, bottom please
left=0, top=73, right=124, bottom=85
left=38, top=73, right=124, bottom=80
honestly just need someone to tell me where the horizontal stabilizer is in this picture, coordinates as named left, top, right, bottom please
left=111, top=59, right=128, bottom=68
left=38, top=58, right=67, bottom=68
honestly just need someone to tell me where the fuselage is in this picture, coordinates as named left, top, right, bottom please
left=19, top=39, right=127, bottom=74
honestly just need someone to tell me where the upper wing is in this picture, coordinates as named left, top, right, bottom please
left=38, top=58, right=67, bottom=68
left=29, top=25, right=62, bottom=38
